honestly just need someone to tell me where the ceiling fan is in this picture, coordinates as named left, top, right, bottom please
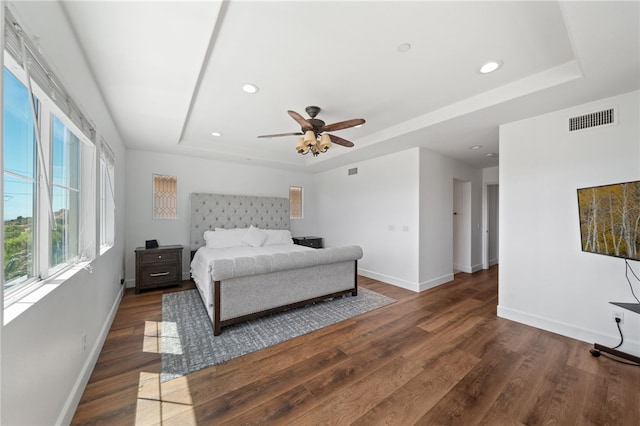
left=258, top=106, right=365, bottom=156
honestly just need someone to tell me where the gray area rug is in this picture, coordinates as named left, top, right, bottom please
left=160, top=287, right=394, bottom=382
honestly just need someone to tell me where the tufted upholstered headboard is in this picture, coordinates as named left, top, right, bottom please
left=190, top=193, right=290, bottom=251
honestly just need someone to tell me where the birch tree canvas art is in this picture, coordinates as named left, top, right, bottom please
left=577, top=181, right=640, bottom=261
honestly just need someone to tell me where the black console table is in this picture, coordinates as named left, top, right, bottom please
left=591, top=302, right=640, bottom=364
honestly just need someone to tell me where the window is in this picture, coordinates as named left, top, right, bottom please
left=51, top=116, right=81, bottom=269
left=153, top=174, right=177, bottom=219
left=3, top=66, right=94, bottom=301
left=3, top=68, right=37, bottom=291
left=100, top=140, right=115, bottom=253
left=289, top=186, right=302, bottom=219
left=3, top=8, right=98, bottom=308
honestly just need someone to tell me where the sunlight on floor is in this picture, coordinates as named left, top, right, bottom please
left=143, top=320, right=182, bottom=355
left=137, top=322, right=194, bottom=423
left=136, top=372, right=196, bottom=425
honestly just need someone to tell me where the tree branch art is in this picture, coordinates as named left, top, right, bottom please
left=578, top=181, right=640, bottom=260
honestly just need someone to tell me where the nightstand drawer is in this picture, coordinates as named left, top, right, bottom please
left=139, top=251, right=179, bottom=265
left=139, top=265, right=179, bottom=288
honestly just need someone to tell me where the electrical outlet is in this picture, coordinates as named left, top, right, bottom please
left=611, top=311, right=624, bottom=324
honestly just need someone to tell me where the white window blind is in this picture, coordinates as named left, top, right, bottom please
left=100, top=138, right=115, bottom=251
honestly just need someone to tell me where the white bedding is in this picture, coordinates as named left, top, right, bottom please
left=190, top=244, right=314, bottom=311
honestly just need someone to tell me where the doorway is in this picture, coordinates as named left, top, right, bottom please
left=486, top=184, right=499, bottom=266
left=453, top=179, right=471, bottom=273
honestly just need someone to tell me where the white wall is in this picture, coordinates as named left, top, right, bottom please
left=419, top=148, right=484, bottom=289
left=124, top=150, right=318, bottom=284
left=314, top=149, right=421, bottom=289
left=483, top=166, right=499, bottom=184
left=499, top=90, right=640, bottom=354
left=314, top=147, right=484, bottom=292
left=1, top=2, right=127, bottom=425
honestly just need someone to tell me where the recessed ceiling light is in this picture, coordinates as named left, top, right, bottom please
left=397, top=43, right=411, bottom=53
left=242, top=83, right=259, bottom=94
left=486, top=153, right=498, bottom=158
left=469, top=145, right=482, bottom=150
left=478, top=60, right=503, bottom=74
left=211, top=131, right=222, bottom=137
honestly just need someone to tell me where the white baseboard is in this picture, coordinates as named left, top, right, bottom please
left=471, top=263, right=484, bottom=273
left=453, top=263, right=484, bottom=274
left=418, top=273, right=454, bottom=292
left=358, top=268, right=455, bottom=293
left=358, top=268, right=419, bottom=291
left=497, top=305, right=640, bottom=356
left=57, top=285, right=125, bottom=425
left=453, top=263, right=471, bottom=273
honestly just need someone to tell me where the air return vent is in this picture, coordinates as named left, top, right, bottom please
left=568, top=108, right=616, bottom=132
left=348, top=167, right=358, bottom=176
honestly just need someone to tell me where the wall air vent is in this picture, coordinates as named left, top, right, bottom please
left=568, top=107, right=616, bottom=132
left=348, top=167, right=358, bottom=176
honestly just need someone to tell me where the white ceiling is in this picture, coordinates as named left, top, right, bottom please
left=61, top=0, right=639, bottom=172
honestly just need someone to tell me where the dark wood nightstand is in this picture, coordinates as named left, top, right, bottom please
left=292, top=236, right=323, bottom=249
left=135, top=245, right=183, bottom=294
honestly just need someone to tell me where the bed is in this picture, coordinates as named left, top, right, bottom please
left=189, top=193, right=363, bottom=335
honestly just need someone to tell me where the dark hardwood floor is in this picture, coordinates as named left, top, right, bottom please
left=72, top=266, right=640, bottom=425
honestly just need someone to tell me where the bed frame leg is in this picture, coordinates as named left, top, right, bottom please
left=214, top=280, right=222, bottom=335
left=352, top=260, right=358, bottom=296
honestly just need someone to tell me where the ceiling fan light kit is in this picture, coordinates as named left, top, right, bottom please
left=319, top=134, right=332, bottom=151
left=303, top=130, right=316, bottom=145
left=297, top=132, right=333, bottom=156
left=258, top=106, right=364, bottom=157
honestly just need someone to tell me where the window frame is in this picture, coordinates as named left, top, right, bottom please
left=3, top=53, right=96, bottom=308
left=2, top=67, right=39, bottom=295
left=50, top=115, right=82, bottom=272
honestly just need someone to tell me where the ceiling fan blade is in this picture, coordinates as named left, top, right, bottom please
left=257, top=132, right=303, bottom=138
left=287, top=110, right=313, bottom=130
left=322, top=118, right=365, bottom=132
left=328, top=134, right=355, bottom=147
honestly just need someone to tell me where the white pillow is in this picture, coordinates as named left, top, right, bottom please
left=215, top=227, right=247, bottom=232
left=243, top=226, right=268, bottom=247
left=263, top=229, right=293, bottom=246
left=205, top=228, right=248, bottom=248
left=203, top=230, right=216, bottom=244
